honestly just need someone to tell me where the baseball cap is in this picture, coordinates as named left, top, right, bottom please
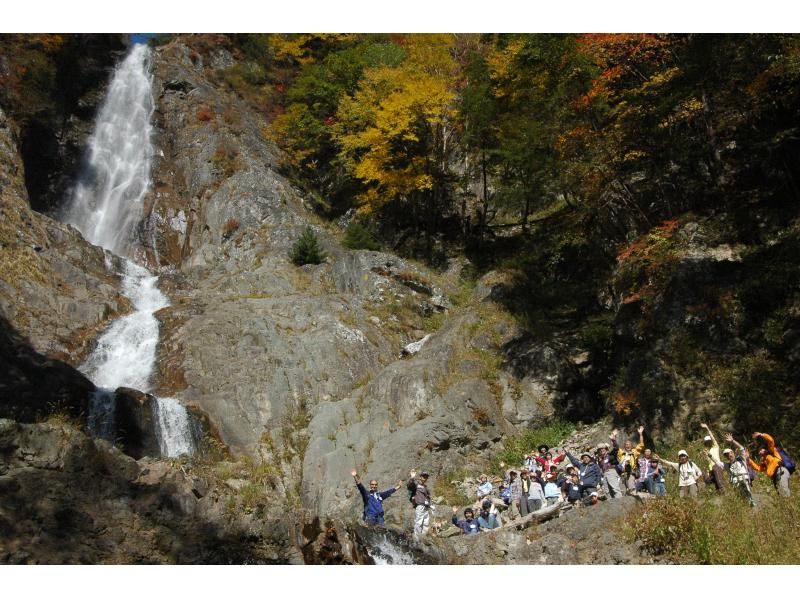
left=420, top=471, right=430, bottom=478
left=678, top=450, right=688, bottom=457
left=703, top=435, right=712, bottom=442
left=722, top=448, right=733, bottom=456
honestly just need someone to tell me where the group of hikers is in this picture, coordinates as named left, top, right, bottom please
left=352, top=423, right=795, bottom=539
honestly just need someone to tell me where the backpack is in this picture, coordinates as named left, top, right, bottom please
left=407, top=480, right=417, bottom=507
left=776, top=446, right=796, bottom=474
left=735, top=455, right=756, bottom=483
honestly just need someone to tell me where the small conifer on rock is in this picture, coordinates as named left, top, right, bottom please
left=289, top=226, right=327, bottom=265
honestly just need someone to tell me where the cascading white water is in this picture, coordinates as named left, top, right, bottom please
left=63, top=44, right=154, bottom=258
left=367, top=537, right=416, bottom=565
left=63, top=44, right=193, bottom=457
left=155, top=397, right=195, bottom=458
left=81, top=260, right=167, bottom=389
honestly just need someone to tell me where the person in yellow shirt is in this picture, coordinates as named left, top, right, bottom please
left=611, top=426, right=645, bottom=495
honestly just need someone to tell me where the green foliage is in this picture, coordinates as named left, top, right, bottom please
left=342, top=222, right=381, bottom=250
left=437, top=468, right=473, bottom=507
left=289, top=226, right=327, bottom=266
left=223, top=61, right=268, bottom=87
left=579, top=312, right=615, bottom=353
left=496, top=420, right=576, bottom=467
left=625, top=490, right=800, bottom=564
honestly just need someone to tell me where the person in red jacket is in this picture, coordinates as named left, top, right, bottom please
left=534, top=449, right=566, bottom=474
left=750, top=432, right=791, bottom=497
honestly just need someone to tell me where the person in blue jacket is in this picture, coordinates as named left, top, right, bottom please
left=352, top=469, right=403, bottom=526
left=451, top=506, right=481, bottom=535
left=564, top=449, right=603, bottom=497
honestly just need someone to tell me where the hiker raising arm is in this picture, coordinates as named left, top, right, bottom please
left=749, top=433, right=791, bottom=497
left=451, top=506, right=481, bottom=535
left=407, top=469, right=433, bottom=539
left=660, top=450, right=702, bottom=498
left=700, top=423, right=726, bottom=492
left=616, top=426, right=645, bottom=495
left=723, top=434, right=755, bottom=507
left=352, top=469, right=402, bottom=526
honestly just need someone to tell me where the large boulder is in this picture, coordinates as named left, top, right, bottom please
left=113, top=387, right=160, bottom=459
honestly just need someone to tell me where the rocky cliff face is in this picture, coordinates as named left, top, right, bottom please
left=0, top=34, right=127, bottom=214
left=0, top=107, right=129, bottom=367
left=121, top=38, right=583, bottom=525
left=0, top=104, right=133, bottom=423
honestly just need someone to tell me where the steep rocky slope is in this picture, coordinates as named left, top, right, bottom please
left=128, top=38, right=591, bottom=525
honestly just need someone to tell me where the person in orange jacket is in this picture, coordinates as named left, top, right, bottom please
left=749, top=432, right=791, bottom=497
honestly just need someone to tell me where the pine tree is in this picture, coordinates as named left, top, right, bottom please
left=342, top=222, right=380, bottom=250
left=289, top=226, right=327, bottom=265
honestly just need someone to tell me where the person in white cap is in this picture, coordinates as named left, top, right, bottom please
left=660, top=450, right=703, bottom=497
left=723, top=433, right=755, bottom=507
left=700, top=422, right=726, bottom=492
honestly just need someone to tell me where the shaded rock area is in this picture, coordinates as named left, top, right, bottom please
left=0, top=314, right=94, bottom=422
left=0, top=419, right=301, bottom=564
left=297, top=516, right=372, bottom=564
left=0, top=34, right=128, bottom=214
left=113, top=388, right=160, bottom=459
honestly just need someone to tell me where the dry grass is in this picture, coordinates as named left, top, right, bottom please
left=624, top=482, right=800, bottom=564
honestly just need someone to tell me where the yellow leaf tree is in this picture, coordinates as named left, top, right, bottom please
left=334, top=34, right=459, bottom=253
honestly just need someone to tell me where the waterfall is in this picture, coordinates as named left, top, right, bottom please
left=80, top=259, right=167, bottom=389
left=366, top=537, right=416, bottom=565
left=155, top=397, right=195, bottom=458
left=63, top=44, right=193, bottom=457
